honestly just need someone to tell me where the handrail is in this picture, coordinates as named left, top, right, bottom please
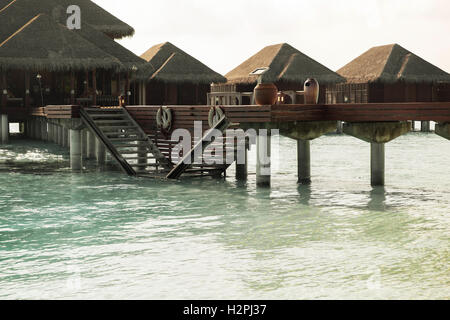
left=166, top=116, right=231, bottom=179
left=79, top=107, right=136, bottom=176
left=122, top=106, right=173, bottom=170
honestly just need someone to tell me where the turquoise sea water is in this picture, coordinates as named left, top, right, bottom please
left=0, top=133, right=449, bottom=299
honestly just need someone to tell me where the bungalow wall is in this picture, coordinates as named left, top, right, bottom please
left=326, top=82, right=450, bottom=103
left=144, top=82, right=210, bottom=105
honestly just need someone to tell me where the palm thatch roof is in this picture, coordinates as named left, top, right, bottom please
left=0, top=14, right=123, bottom=72
left=225, top=43, right=344, bottom=85
left=52, top=0, right=135, bottom=39
left=0, top=0, right=11, bottom=10
left=0, top=0, right=134, bottom=42
left=74, top=22, right=146, bottom=71
left=338, top=44, right=450, bottom=84
left=139, top=42, right=226, bottom=84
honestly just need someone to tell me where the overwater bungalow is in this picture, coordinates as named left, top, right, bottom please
left=138, top=42, right=226, bottom=105
left=0, top=0, right=144, bottom=122
left=210, top=43, right=344, bottom=105
left=327, top=44, right=450, bottom=104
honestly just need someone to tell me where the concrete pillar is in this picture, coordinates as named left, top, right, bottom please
left=96, top=138, right=106, bottom=165
left=40, top=119, right=47, bottom=141
left=256, top=131, right=271, bottom=187
left=337, top=121, right=344, bottom=134
left=81, top=129, right=88, bottom=159
left=62, top=127, right=68, bottom=148
left=50, top=123, right=57, bottom=143
left=297, top=140, right=311, bottom=184
left=58, top=126, right=63, bottom=146
left=235, top=147, right=248, bottom=180
left=35, top=120, right=40, bottom=140
left=65, top=128, right=70, bottom=148
left=87, top=131, right=96, bottom=159
left=48, top=123, right=53, bottom=143
left=371, top=143, right=385, bottom=186
left=30, top=119, right=35, bottom=139
left=421, top=121, right=430, bottom=132
left=70, top=129, right=82, bottom=170
left=1, top=114, right=8, bottom=144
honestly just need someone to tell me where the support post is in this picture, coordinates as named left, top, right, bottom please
left=70, top=129, right=82, bottom=170
left=58, top=125, right=63, bottom=146
left=48, top=122, right=53, bottom=143
left=1, top=114, right=8, bottom=144
left=34, top=119, right=41, bottom=140
left=336, top=121, right=344, bottom=134
left=62, top=127, right=68, bottom=148
left=40, top=119, right=47, bottom=141
left=96, top=138, right=106, bottom=165
left=87, top=131, right=96, bottom=159
left=421, top=121, right=430, bottom=132
left=81, top=129, right=87, bottom=159
left=235, top=147, right=248, bottom=180
left=297, top=139, right=311, bottom=184
left=256, top=131, right=271, bottom=187
left=371, top=143, right=385, bottom=186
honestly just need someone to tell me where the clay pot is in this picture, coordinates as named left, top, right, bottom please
left=254, top=83, right=278, bottom=105
left=304, top=78, right=319, bottom=104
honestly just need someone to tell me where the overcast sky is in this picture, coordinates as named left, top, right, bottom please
left=93, top=0, right=450, bottom=75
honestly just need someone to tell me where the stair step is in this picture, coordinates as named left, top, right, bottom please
left=85, top=107, right=122, bottom=112
left=184, top=168, right=224, bottom=173
left=90, top=114, right=127, bottom=119
left=105, top=132, right=141, bottom=138
left=95, top=120, right=132, bottom=124
left=110, top=138, right=146, bottom=142
left=99, top=126, right=137, bottom=131
left=122, top=156, right=156, bottom=161
left=130, top=163, right=159, bottom=167
left=114, top=144, right=140, bottom=149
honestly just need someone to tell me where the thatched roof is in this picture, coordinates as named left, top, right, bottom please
left=0, top=0, right=134, bottom=42
left=225, top=43, right=344, bottom=85
left=74, top=22, right=146, bottom=71
left=139, top=42, right=226, bottom=84
left=0, top=0, right=11, bottom=10
left=338, top=44, right=450, bottom=84
left=0, top=14, right=123, bottom=72
left=52, top=0, right=135, bottom=39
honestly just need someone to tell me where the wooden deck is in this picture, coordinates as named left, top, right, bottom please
left=5, top=102, right=450, bottom=124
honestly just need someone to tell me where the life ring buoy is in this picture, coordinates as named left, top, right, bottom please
left=208, top=106, right=225, bottom=127
left=156, top=106, right=172, bottom=132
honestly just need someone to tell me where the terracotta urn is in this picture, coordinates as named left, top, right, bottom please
left=304, top=78, right=319, bottom=104
left=254, top=83, right=278, bottom=105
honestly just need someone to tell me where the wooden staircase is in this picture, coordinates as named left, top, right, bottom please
left=80, top=107, right=236, bottom=180
left=80, top=107, right=173, bottom=176
left=166, top=116, right=232, bottom=179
